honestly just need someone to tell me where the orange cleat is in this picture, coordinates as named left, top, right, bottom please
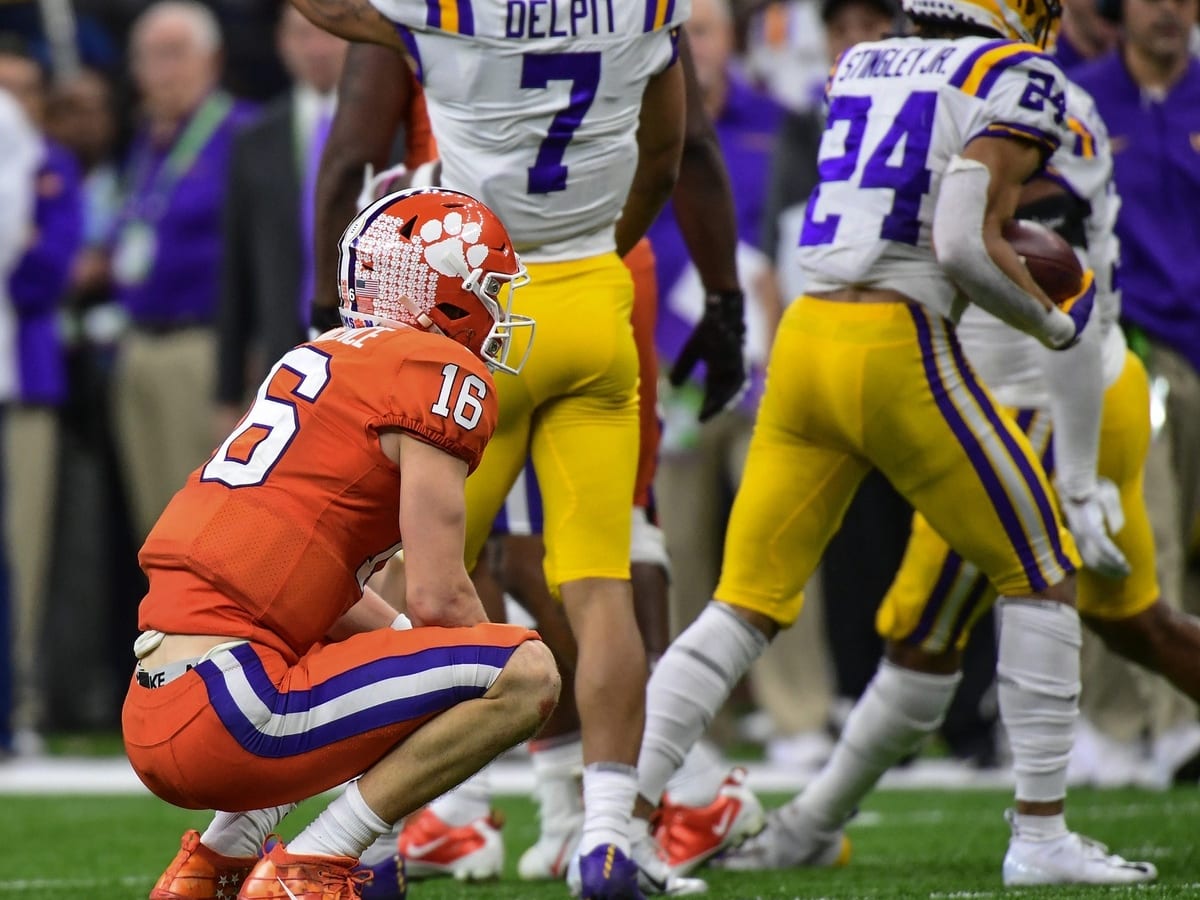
left=236, top=842, right=370, bottom=899
left=654, top=767, right=766, bottom=877
left=396, top=807, right=504, bottom=880
left=150, top=830, right=257, bottom=900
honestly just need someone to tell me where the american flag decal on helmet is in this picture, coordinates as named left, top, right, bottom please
left=355, top=276, right=380, bottom=299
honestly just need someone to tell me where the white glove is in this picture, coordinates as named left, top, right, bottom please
left=1059, top=478, right=1131, bottom=580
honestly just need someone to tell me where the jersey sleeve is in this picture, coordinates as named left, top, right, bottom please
left=380, top=336, right=498, bottom=473
left=951, top=42, right=1071, bottom=158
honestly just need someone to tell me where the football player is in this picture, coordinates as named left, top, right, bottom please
left=307, top=34, right=751, bottom=893
left=124, top=189, right=560, bottom=900
left=289, top=0, right=695, bottom=894
left=631, top=0, right=1158, bottom=887
left=720, top=78, right=1200, bottom=883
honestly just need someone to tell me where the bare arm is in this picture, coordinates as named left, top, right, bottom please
left=289, top=0, right=405, bottom=49
left=395, top=432, right=488, bottom=627
left=658, top=34, right=747, bottom=421
left=669, top=32, right=739, bottom=294
left=615, top=54, right=686, bottom=257
left=751, top=264, right=784, bottom=346
left=312, top=43, right=414, bottom=323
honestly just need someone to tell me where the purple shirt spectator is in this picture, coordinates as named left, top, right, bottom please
left=111, top=91, right=256, bottom=327
left=649, top=75, right=784, bottom=413
left=9, top=140, right=83, bottom=405
left=1074, top=53, right=1200, bottom=372
left=1053, top=29, right=1089, bottom=72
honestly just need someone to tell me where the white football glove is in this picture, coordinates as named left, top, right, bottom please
left=1059, top=478, right=1131, bottom=580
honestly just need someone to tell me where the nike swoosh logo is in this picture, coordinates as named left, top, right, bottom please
left=277, top=876, right=301, bottom=900
left=404, top=834, right=453, bottom=860
left=712, top=804, right=736, bottom=837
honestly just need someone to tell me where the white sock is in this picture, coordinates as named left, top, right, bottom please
left=663, top=740, right=728, bottom=807
left=579, top=762, right=638, bottom=855
left=997, top=599, right=1081, bottom=804
left=201, top=804, right=296, bottom=858
left=530, top=734, right=584, bottom=833
left=1011, top=812, right=1068, bottom=841
left=429, top=767, right=492, bottom=827
left=289, top=780, right=391, bottom=859
left=638, top=603, right=767, bottom=805
left=788, top=661, right=960, bottom=833
left=358, top=825, right=402, bottom=868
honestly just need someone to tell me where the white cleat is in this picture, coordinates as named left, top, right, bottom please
left=631, top=829, right=708, bottom=895
left=712, top=807, right=850, bottom=871
left=1002, top=812, right=1157, bottom=885
left=517, top=813, right=583, bottom=880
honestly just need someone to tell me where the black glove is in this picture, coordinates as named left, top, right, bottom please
left=308, top=302, right=343, bottom=340
left=669, top=289, right=747, bottom=422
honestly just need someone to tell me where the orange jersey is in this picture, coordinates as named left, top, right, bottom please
left=138, top=327, right=497, bottom=662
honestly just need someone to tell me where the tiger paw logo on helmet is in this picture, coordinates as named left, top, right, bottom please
left=418, top=210, right=493, bottom=278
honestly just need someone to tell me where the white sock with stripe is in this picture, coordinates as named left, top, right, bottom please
left=202, top=803, right=296, bottom=858
left=787, top=661, right=960, bottom=833
left=998, top=598, right=1080, bottom=814
left=289, top=780, right=391, bottom=860
left=638, top=602, right=767, bottom=806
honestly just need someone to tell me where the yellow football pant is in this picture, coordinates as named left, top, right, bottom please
left=879, top=349, right=1159, bottom=652
left=716, top=297, right=1078, bottom=626
left=464, top=252, right=639, bottom=594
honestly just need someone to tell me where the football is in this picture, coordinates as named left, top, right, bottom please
left=1002, top=218, right=1083, bottom=305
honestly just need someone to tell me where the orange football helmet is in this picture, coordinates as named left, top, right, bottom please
left=337, top=188, right=534, bottom=375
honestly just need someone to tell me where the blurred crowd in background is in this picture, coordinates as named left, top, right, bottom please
left=0, top=0, right=1199, bottom=790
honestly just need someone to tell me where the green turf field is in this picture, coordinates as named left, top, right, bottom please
left=1, top=787, right=1197, bottom=898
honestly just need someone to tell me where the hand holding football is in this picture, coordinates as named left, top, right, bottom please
left=1002, top=219, right=1083, bottom=305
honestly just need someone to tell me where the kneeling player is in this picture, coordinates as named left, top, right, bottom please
left=123, top=189, right=559, bottom=900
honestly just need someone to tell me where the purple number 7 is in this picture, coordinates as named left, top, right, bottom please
left=800, top=91, right=937, bottom=247
left=521, top=51, right=601, bottom=194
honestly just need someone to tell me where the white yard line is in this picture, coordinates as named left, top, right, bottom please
left=2, top=757, right=1195, bottom=815
left=0, top=756, right=1020, bottom=796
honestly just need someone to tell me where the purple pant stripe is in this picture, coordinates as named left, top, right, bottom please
left=908, top=306, right=1049, bottom=592
left=903, top=551, right=964, bottom=646
left=197, top=641, right=518, bottom=758
left=945, top=336, right=1074, bottom=576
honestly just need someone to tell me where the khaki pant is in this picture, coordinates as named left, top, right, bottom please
left=1081, top=339, right=1200, bottom=741
left=113, top=328, right=218, bottom=541
left=4, top=405, right=59, bottom=732
left=656, top=409, right=832, bottom=737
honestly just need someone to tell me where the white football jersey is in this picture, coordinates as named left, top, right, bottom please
left=368, top=0, right=687, bottom=262
left=798, top=36, right=1075, bottom=320
left=956, top=81, right=1125, bottom=410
